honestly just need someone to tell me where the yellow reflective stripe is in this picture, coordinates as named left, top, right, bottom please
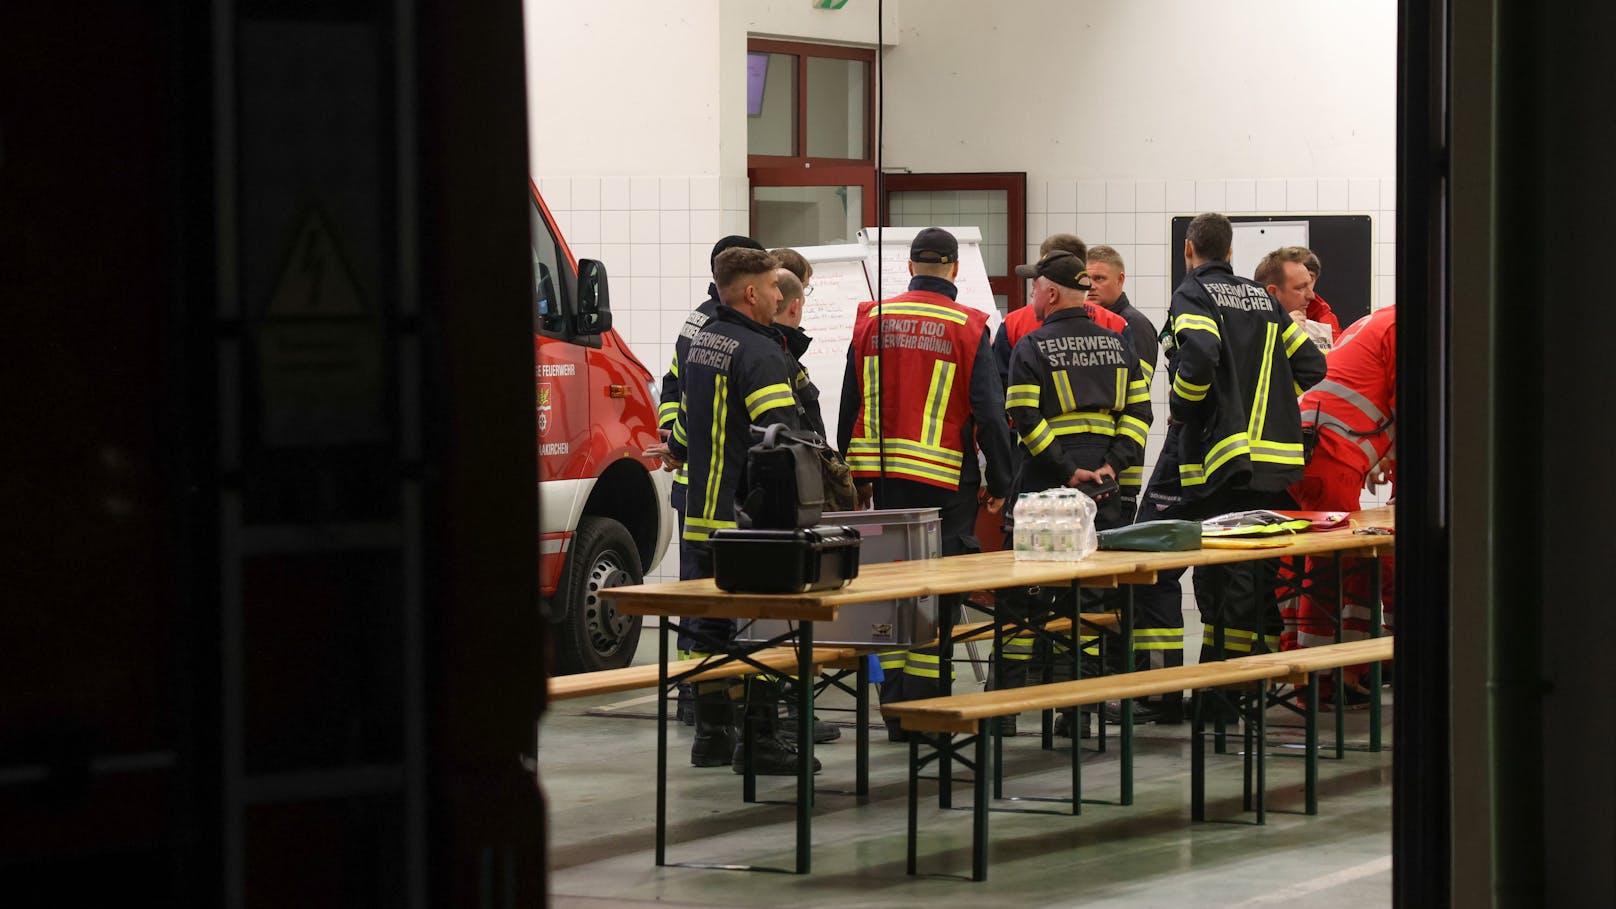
left=1282, top=321, right=1308, bottom=356
left=1140, top=360, right=1156, bottom=382
left=1173, top=373, right=1210, bottom=402
left=668, top=352, right=680, bottom=379
left=1114, top=368, right=1127, bottom=412
left=1180, top=432, right=1250, bottom=486
left=1174, top=313, right=1221, bottom=339
left=1117, top=415, right=1149, bottom=447
left=703, top=375, right=728, bottom=520
left=846, top=453, right=960, bottom=485
left=862, top=355, right=882, bottom=439
left=920, top=361, right=957, bottom=448
left=1249, top=440, right=1305, bottom=466
left=744, top=382, right=796, bottom=420
left=658, top=400, right=681, bottom=424
left=671, top=416, right=688, bottom=446
left=1053, top=371, right=1077, bottom=412
left=682, top=516, right=737, bottom=540
left=1005, top=383, right=1041, bottom=409
left=673, top=464, right=688, bottom=486
left=878, top=301, right=968, bottom=325
left=846, top=437, right=963, bottom=468
left=1049, top=411, right=1117, bottom=436
left=1248, top=323, right=1277, bottom=444
left=1293, top=381, right=1304, bottom=397
left=1118, top=465, right=1144, bottom=488
left=1023, top=420, right=1056, bottom=455
left=1127, top=378, right=1151, bottom=405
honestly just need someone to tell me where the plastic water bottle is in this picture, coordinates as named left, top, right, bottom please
left=1029, top=492, right=1052, bottom=561
left=1013, top=492, right=1032, bottom=558
left=1054, top=489, right=1080, bottom=561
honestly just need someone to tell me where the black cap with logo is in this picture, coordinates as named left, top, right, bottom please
left=1014, top=249, right=1092, bottom=291
left=709, top=234, right=765, bottom=270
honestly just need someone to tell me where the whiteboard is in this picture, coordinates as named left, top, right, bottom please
left=794, top=243, right=872, bottom=444
left=1230, top=220, right=1309, bottom=281
left=859, top=226, right=1003, bottom=339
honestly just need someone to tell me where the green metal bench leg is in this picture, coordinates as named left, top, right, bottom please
left=1369, top=556, right=1385, bottom=752
left=1213, top=622, right=1229, bottom=754
left=906, top=736, right=920, bottom=876
left=1255, top=681, right=1267, bottom=824
left=655, top=620, right=669, bottom=865
left=795, top=621, right=814, bottom=874
left=973, top=720, right=990, bottom=882
left=856, top=655, right=870, bottom=798
left=992, top=620, right=1005, bottom=799
left=1071, top=700, right=1083, bottom=817
left=1334, top=553, right=1347, bottom=758
left=1191, top=690, right=1206, bottom=821
left=1121, top=585, right=1135, bottom=806
left=939, top=608, right=954, bottom=802
left=1305, top=670, right=1320, bottom=815
left=1242, top=690, right=1255, bottom=813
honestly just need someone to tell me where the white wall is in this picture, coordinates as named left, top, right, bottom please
left=525, top=1, right=727, bottom=176
left=878, top=0, right=1395, bottom=180
left=737, top=0, right=901, bottom=47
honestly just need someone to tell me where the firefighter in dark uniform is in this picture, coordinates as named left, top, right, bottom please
left=837, top=227, right=1016, bottom=741
left=772, top=265, right=826, bottom=439
left=656, top=246, right=819, bottom=774
left=658, top=235, right=765, bottom=725
left=1135, top=212, right=1327, bottom=721
left=1083, top=244, right=1160, bottom=514
left=997, top=250, right=1152, bottom=736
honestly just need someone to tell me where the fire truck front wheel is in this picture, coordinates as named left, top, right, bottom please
left=554, top=516, right=645, bottom=673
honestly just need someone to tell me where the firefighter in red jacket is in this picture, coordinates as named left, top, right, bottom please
left=838, top=227, right=1017, bottom=740
left=992, top=233, right=1127, bottom=386
left=1284, top=306, right=1398, bottom=695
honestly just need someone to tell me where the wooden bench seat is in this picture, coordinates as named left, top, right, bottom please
left=548, top=646, right=861, bottom=702
left=885, top=660, right=1289, bottom=734
left=891, top=637, right=1397, bottom=882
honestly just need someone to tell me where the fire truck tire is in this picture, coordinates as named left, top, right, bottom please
left=553, top=516, right=645, bottom=674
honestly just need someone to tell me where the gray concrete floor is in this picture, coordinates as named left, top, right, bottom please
left=542, top=635, right=1392, bottom=908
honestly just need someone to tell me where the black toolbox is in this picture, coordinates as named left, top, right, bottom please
left=710, top=525, right=862, bottom=594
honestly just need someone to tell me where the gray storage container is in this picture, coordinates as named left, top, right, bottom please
left=735, top=507, right=941, bottom=647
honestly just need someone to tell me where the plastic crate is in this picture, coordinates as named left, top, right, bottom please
left=735, top=507, right=940, bottom=647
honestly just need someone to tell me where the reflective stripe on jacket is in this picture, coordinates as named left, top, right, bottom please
left=838, top=277, right=1015, bottom=495
left=1298, top=305, right=1397, bottom=474
left=1164, top=261, right=1327, bottom=500
left=1005, top=304, right=1152, bottom=496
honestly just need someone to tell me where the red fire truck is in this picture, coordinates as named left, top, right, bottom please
left=531, top=181, right=673, bottom=672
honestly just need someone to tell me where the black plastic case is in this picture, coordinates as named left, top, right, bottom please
left=710, top=525, right=862, bottom=594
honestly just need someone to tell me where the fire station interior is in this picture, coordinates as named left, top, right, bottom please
left=6, top=1, right=1615, bottom=906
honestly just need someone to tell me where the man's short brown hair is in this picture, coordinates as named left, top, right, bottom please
left=1040, top=232, right=1087, bottom=260
left=713, top=248, right=780, bottom=294
left=1300, top=248, right=1322, bottom=279
left=775, top=268, right=804, bottom=315
left=771, top=247, right=813, bottom=283
left=1254, top=246, right=1311, bottom=288
left=1086, top=244, right=1125, bottom=273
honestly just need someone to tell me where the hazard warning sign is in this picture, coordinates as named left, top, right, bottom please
left=255, top=207, right=385, bottom=446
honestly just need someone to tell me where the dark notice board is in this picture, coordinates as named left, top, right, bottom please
left=1170, top=214, right=1373, bottom=329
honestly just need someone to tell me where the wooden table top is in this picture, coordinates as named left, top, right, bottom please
left=606, top=506, right=1395, bottom=621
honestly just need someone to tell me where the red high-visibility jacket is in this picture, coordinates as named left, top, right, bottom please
left=843, top=289, right=1010, bottom=491
left=1298, top=305, right=1397, bottom=474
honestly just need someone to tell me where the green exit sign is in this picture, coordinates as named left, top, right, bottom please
left=813, top=0, right=850, bottom=9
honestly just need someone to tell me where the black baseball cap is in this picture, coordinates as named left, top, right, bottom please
left=1015, top=249, right=1092, bottom=291
left=709, top=234, right=765, bottom=269
left=909, top=227, right=959, bottom=264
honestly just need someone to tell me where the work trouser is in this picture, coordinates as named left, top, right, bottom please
left=1286, top=456, right=1396, bottom=678
left=871, top=477, right=978, bottom=706
left=995, top=481, right=1122, bottom=686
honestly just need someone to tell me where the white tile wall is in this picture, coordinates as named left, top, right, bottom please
left=1020, top=175, right=1398, bottom=614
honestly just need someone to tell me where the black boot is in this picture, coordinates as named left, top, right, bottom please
left=778, top=695, right=842, bottom=744
left=878, top=671, right=908, bottom=742
left=732, top=681, right=822, bottom=775
left=676, top=682, right=696, bottom=726
left=689, top=694, right=736, bottom=768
